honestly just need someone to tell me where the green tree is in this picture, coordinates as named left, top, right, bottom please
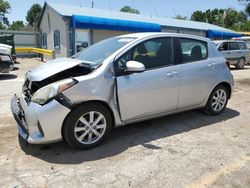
left=26, top=4, right=42, bottom=47
left=191, top=11, right=206, bottom=22
left=120, top=6, right=140, bottom=14
left=246, top=3, right=250, bottom=16
left=9, top=21, right=24, bottom=31
left=0, top=0, right=11, bottom=29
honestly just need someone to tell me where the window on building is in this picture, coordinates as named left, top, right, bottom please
left=54, top=30, right=60, bottom=50
left=179, top=38, right=208, bottom=63
left=42, top=33, right=47, bottom=49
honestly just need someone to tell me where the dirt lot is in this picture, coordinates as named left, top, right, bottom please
left=0, top=58, right=250, bottom=188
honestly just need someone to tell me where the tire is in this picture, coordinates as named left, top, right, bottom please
left=235, top=58, right=245, bottom=69
left=204, top=85, right=229, bottom=115
left=63, top=102, right=112, bottom=149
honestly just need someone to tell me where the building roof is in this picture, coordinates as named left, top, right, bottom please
left=44, top=2, right=234, bottom=33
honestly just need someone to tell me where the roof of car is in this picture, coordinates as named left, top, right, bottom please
left=117, top=32, right=211, bottom=42
left=213, top=40, right=246, bottom=43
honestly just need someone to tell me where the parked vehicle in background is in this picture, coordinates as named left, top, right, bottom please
left=0, top=35, right=16, bottom=62
left=213, top=40, right=250, bottom=69
left=232, top=36, right=250, bottom=49
left=0, top=53, right=14, bottom=73
left=11, top=33, right=234, bottom=149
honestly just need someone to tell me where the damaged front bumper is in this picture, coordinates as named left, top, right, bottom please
left=11, top=94, right=70, bottom=144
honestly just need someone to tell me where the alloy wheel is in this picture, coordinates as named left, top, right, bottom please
left=211, top=89, right=227, bottom=112
left=74, top=111, right=107, bottom=144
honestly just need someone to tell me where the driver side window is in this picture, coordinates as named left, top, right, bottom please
left=115, top=37, right=174, bottom=76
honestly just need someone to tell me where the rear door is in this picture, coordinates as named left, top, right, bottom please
left=228, top=42, right=241, bottom=64
left=115, top=37, right=180, bottom=122
left=176, top=37, right=218, bottom=109
left=238, top=41, right=250, bottom=62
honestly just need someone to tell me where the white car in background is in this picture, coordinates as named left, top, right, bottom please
left=213, top=40, right=250, bottom=69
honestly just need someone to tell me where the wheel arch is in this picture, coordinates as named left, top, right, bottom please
left=213, top=82, right=232, bottom=99
left=61, top=100, right=116, bottom=140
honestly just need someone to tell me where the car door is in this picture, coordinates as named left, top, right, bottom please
left=219, top=42, right=231, bottom=60
left=228, top=42, right=241, bottom=64
left=176, top=37, right=218, bottom=109
left=238, top=41, right=250, bottom=61
left=115, top=37, right=180, bottom=122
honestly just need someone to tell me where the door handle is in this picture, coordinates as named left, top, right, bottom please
left=165, top=71, right=179, bottom=78
left=227, top=52, right=231, bottom=54
left=238, top=51, right=242, bottom=53
left=208, top=62, right=216, bottom=68
left=165, top=72, right=174, bottom=78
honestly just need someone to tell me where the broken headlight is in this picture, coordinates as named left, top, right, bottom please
left=31, top=78, right=78, bottom=105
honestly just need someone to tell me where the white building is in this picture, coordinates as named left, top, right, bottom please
left=38, top=2, right=241, bottom=58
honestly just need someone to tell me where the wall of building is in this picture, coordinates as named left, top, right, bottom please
left=39, top=6, right=68, bottom=58
left=162, top=27, right=206, bottom=37
left=92, top=29, right=130, bottom=44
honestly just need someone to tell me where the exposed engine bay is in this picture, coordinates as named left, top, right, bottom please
left=22, top=64, right=93, bottom=99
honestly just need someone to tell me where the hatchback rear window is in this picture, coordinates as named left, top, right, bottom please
left=179, top=38, right=208, bottom=63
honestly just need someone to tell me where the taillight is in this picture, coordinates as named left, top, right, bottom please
left=226, top=61, right=230, bottom=69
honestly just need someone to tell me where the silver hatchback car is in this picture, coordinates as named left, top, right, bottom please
left=11, top=33, right=234, bottom=149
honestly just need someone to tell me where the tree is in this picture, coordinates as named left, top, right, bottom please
left=9, top=21, right=24, bottom=31
left=120, top=6, right=140, bottom=14
left=191, top=11, right=206, bottom=22
left=174, top=15, right=188, bottom=20
left=0, top=0, right=10, bottom=29
left=246, top=3, right=250, bottom=16
left=26, top=4, right=42, bottom=47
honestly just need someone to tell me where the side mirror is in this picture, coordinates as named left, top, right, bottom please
left=126, top=61, right=145, bottom=73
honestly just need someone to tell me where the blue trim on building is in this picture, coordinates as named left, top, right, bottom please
left=72, top=15, right=161, bottom=32
left=206, top=29, right=242, bottom=39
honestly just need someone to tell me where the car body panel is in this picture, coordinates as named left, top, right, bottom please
left=117, top=66, right=180, bottom=122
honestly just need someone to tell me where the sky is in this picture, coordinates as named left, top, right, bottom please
left=6, top=0, right=245, bottom=24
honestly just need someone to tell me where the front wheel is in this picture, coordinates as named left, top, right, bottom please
left=63, top=103, right=112, bottom=149
left=204, top=85, right=229, bottom=115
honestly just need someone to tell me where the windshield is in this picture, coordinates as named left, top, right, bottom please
left=73, top=37, right=136, bottom=66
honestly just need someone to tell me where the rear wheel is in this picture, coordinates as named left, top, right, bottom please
left=63, top=103, right=112, bottom=149
left=235, top=58, right=245, bottom=69
left=204, top=85, right=229, bottom=115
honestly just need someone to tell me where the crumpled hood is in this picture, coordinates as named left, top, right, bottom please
left=26, top=57, right=84, bottom=81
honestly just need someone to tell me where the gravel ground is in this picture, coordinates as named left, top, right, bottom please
left=0, top=58, right=250, bottom=188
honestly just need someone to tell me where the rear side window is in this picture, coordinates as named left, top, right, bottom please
left=229, top=42, right=240, bottom=50
left=238, top=42, right=248, bottom=50
left=179, top=38, right=208, bottom=63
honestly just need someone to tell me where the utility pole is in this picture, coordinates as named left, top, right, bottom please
left=92, top=1, right=94, bottom=8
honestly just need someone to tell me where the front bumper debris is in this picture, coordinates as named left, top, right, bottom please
left=11, top=94, right=70, bottom=144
